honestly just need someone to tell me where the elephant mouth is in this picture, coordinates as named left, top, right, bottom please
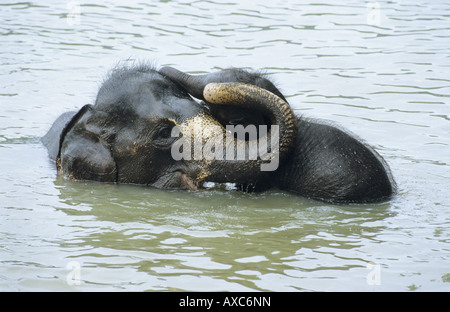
left=179, top=171, right=200, bottom=191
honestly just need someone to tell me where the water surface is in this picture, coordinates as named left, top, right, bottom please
left=1, top=0, right=449, bottom=291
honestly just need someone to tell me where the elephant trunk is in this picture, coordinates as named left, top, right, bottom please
left=201, top=83, right=297, bottom=183
left=161, top=67, right=298, bottom=184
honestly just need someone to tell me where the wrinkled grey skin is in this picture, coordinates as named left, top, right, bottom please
left=43, top=64, right=396, bottom=204
left=42, top=64, right=297, bottom=192
left=159, top=66, right=396, bottom=203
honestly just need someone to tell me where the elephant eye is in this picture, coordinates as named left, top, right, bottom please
left=158, top=127, right=172, bottom=139
left=152, top=120, right=177, bottom=150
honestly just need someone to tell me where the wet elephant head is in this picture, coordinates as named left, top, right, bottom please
left=53, top=64, right=297, bottom=190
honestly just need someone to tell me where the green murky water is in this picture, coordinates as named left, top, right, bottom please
left=1, top=0, right=449, bottom=291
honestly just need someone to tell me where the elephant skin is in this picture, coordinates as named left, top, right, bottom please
left=43, top=63, right=396, bottom=204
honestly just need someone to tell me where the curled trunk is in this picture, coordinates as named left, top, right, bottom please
left=161, top=67, right=298, bottom=184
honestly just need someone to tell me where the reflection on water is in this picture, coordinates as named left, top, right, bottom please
left=54, top=178, right=393, bottom=291
left=1, top=0, right=449, bottom=291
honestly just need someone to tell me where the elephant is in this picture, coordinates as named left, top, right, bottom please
left=42, top=63, right=396, bottom=204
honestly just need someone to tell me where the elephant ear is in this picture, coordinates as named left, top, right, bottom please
left=57, top=104, right=117, bottom=182
left=42, top=111, right=78, bottom=161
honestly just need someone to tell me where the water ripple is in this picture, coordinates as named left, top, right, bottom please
left=1, top=0, right=449, bottom=291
